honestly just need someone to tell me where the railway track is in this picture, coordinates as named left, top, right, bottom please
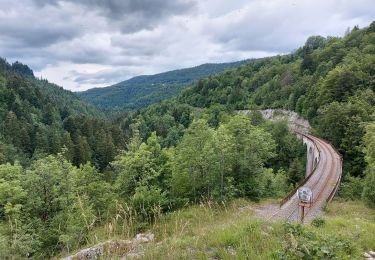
left=271, top=133, right=342, bottom=223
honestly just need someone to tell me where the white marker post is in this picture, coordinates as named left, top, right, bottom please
left=298, top=187, right=313, bottom=223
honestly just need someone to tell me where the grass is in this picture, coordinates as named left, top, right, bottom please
left=141, top=199, right=375, bottom=259
left=320, top=200, right=375, bottom=252
left=59, top=199, right=375, bottom=259
left=143, top=199, right=282, bottom=259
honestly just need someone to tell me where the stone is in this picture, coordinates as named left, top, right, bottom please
left=226, top=246, right=236, bottom=256
left=135, top=233, right=154, bottom=243
left=266, top=226, right=274, bottom=231
left=364, top=252, right=372, bottom=258
left=186, top=245, right=195, bottom=254
left=369, top=251, right=375, bottom=257
left=63, top=233, right=154, bottom=259
left=124, top=252, right=144, bottom=259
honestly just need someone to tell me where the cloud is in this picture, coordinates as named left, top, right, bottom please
left=33, top=0, right=197, bottom=33
left=0, top=0, right=374, bottom=91
left=0, top=1, right=89, bottom=48
left=66, top=68, right=133, bottom=86
left=201, top=0, right=375, bottom=53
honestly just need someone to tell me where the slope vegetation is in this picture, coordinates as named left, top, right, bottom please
left=0, top=58, right=125, bottom=169
left=78, top=60, right=250, bottom=110
left=179, top=22, right=375, bottom=178
left=1, top=21, right=375, bottom=258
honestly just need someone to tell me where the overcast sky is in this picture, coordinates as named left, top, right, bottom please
left=1, top=0, right=374, bottom=91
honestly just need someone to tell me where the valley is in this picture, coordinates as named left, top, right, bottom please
left=0, top=13, right=374, bottom=259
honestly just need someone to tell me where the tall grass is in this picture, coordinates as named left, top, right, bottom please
left=59, top=199, right=375, bottom=259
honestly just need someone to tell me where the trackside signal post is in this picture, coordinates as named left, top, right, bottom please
left=298, top=187, right=313, bottom=223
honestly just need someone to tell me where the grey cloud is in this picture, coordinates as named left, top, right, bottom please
left=65, top=68, right=133, bottom=86
left=0, top=0, right=196, bottom=74
left=33, top=0, right=197, bottom=33
left=0, top=1, right=88, bottom=48
left=110, top=31, right=174, bottom=57
left=1, top=0, right=374, bottom=91
left=204, top=0, right=375, bottom=54
left=0, top=29, right=79, bottom=49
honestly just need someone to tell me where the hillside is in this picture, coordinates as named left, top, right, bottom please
left=77, top=60, right=250, bottom=110
left=178, top=22, right=375, bottom=178
left=0, top=22, right=375, bottom=259
left=62, top=199, right=375, bottom=259
left=0, top=58, right=98, bottom=116
left=0, top=58, right=125, bottom=169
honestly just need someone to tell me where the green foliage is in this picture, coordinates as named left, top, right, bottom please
left=0, top=59, right=124, bottom=169
left=0, top=154, right=122, bottom=257
left=311, top=217, right=326, bottom=228
left=257, top=168, right=291, bottom=198
left=131, top=185, right=166, bottom=221
left=142, top=200, right=373, bottom=260
left=0, top=57, right=309, bottom=256
left=177, top=23, right=375, bottom=181
left=339, top=176, right=364, bottom=200
left=362, top=121, right=375, bottom=208
left=78, top=60, right=250, bottom=110
left=2, top=20, right=373, bottom=258
left=171, top=116, right=279, bottom=202
left=113, top=132, right=171, bottom=218
left=279, top=223, right=355, bottom=259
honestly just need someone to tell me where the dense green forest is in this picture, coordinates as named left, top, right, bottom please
left=0, top=21, right=374, bottom=258
left=0, top=58, right=126, bottom=170
left=77, top=60, right=250, bottom=110
left=0, top=61, right=305, bottom=257
left=180, top=23, right=375, bottom=180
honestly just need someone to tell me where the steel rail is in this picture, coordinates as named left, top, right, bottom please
left=285, top=136, right=331, bottom=221
left=280, top=131, right=321, bottom=207
left=278, top=134, right=342, bottom=222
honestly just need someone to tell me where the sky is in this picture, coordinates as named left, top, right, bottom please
left=0, top=0, right=374, bottom=91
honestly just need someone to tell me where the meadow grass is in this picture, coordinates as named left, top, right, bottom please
left=59, top=199, right=375, bottom=259
left=141, top=199, right=375, bottom=259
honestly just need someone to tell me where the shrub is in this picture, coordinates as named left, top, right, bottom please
left=311, top=217, right=326, bottom=228
left=279, top=223, right=355, bottom=259
left=339, top=176, right=364, bottom=200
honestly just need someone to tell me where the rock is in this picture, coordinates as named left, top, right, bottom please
left=186, top=245, right=195, bottom=254
left=226, top=246, right=236, bottom=256
left=63, top=233, right=154, bottom=259
left=135, top=233, right=154, bottom=243
left=62, top=243, right=104, bottom=260
left=364, top=252, right=372, bottom=258
left=123, top=252, right=144, bottom=259
left=266, top=226, right=274, bottom=231
left=369, top=251, right=375, bottom=257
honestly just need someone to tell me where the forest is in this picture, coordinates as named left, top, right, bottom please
left=78, top=60, right=249, bottom=110
left=0, top=21, right=374, bottom=258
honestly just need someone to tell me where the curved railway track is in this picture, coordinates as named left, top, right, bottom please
left=271, top=133, right=342, bottom=223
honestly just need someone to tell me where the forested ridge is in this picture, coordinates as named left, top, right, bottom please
left=180, top=22, right=375, bottom=179
left=0, top=58, right=125, bottom=170
left=77, top=60, right=250, bottom=110
left=0, top=21, right=374, bottom=258
left=0, top=61, right=306, bottom=257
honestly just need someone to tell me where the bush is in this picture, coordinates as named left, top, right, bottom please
left=279, top=223, right=356, bottom=259
left=131, top=185, right=167, bottom=221
left=339, top=176, right=364, bottom=200
left=362, top=165, right=375, bottom=208
left=311, top=217, right=326, bottom=228
left=257, top=168, right=290, bottom=198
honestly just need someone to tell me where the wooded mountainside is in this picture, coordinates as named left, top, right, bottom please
left=0, top=58, right=125, bottom=170
left=78, top=60, right=249, bottom=110
left=0, top=21, right=374, bottom=258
